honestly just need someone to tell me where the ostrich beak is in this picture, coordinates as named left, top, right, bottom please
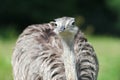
left=60, top=26, right=65, bottom=32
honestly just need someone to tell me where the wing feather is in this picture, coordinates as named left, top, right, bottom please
left=74, top=31, right=99, bottom=80
left=12, top=24, right=66, bottom=80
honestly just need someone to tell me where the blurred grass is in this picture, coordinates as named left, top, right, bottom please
left=0, top=36, right=120, bottom=80
left=0, top=39, right=16, bottom=80
left=87, top=35, right=120, bottom=80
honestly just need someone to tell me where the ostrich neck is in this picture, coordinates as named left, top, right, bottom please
left=59, top=31, right=76, bottom=50
left=59, top=31, right=78, bottom=80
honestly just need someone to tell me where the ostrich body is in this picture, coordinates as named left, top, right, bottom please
left=12, top=17, right=99, bottom=80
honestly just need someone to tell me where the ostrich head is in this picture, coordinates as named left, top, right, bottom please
left=51, top=17, right=78, bottom=34
left=51, top=17, right=79, bottom=47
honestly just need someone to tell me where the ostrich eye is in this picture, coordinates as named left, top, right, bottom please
left=71, top=22, right=75, bottom=25
left=50, top=21, right=57, bottom=27
left=54, top=23, right=57, bottom=26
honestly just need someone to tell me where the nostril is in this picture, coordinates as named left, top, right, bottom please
left=60, top=26, right=65, bottom=31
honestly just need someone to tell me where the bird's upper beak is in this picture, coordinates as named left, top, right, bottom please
left=60, top=26, right=65, bottom=32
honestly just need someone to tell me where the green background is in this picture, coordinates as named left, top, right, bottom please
left=0, top=0, right=120, bottom=80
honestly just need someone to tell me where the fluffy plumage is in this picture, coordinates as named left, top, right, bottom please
left=12, top=17, right=99, bottom=80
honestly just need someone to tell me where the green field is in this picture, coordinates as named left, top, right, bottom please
left=88, top=36, right=120, bottom=80
left=0, top=36, right=120, bottom=80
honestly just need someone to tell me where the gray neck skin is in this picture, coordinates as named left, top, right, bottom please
left=59, top=30, right=76, bottom=50
left=59, top=30, right=79, bottom=80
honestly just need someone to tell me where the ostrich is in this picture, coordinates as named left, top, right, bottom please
left=12, top=17, right=99, bottom=80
